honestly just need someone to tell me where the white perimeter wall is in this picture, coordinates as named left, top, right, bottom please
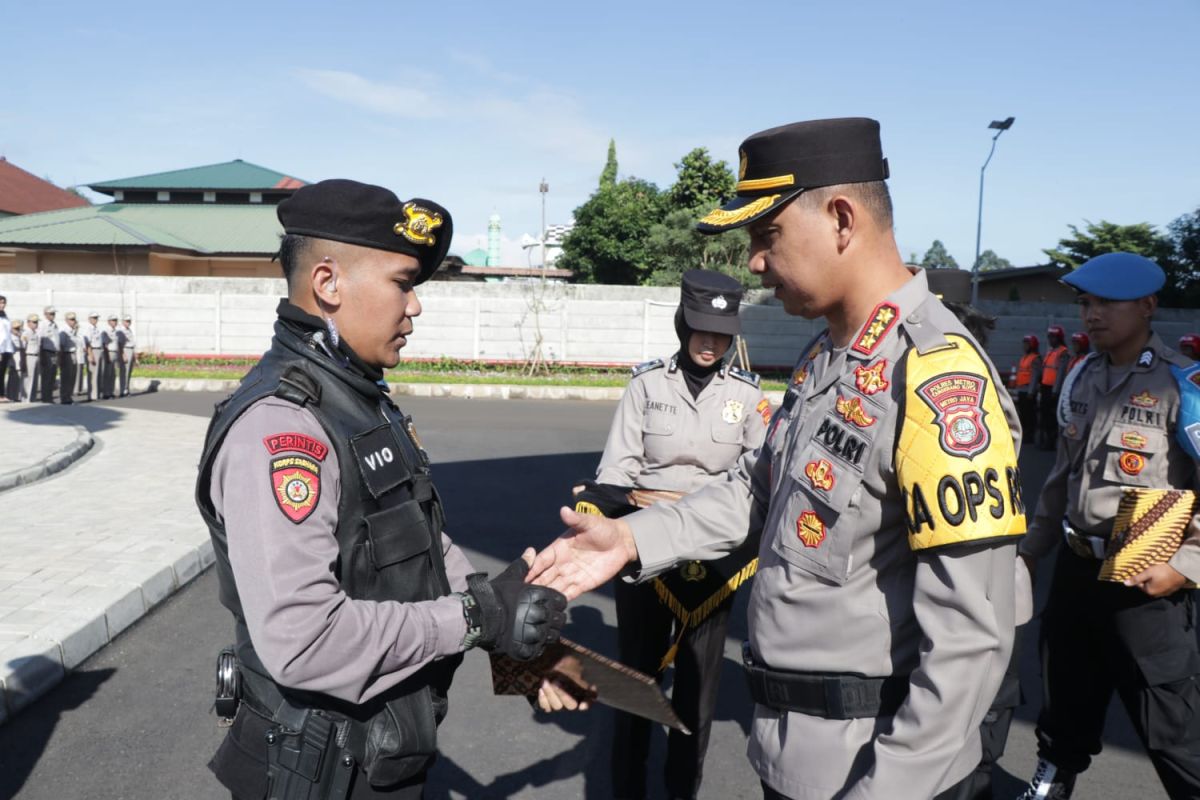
left=2, top=273, right=1197, bottom=371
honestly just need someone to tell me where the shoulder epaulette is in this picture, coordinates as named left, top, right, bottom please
left=631, top=358, right=664, bottom=378
left=728, top=365, right=760, bottom=387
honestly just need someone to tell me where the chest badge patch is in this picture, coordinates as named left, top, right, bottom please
left=804, top=459, right=836, bottom=491
left=756, top=398, right=772, bottom=426
left=835, top=395, right=876, bottom=428
left=854, top=359, right=890, bottom=396
left=1121, top=431, right=1148, bottom=450
left=270, top=455, right=321, bottom=524
left=796, top=510, right=827, bottom=548
left=1130, top=390, right=1159, bottom=409
left=917, top=372, right=991, bottom=459
left=1118, top=451, right=1146, bottom=476
left=722, top=399, right=745, bottom=424
left=851, top=302, right=899, bottom=356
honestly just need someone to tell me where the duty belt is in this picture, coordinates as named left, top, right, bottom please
left=1062, top=517, right=1107, bottom=560
left=741, top=642, right=909, bottom=720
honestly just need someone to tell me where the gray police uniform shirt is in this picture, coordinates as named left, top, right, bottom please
left=596, top=355, right=769, bottom=493
left=39, top=320, right=59, bottom=353
left=1020, top=334, right=1200, bottom=580
left=625, top=270, right=1026, bottom=800
left=208, top=397, right=472, bottom=705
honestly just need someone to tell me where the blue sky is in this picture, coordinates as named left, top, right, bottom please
left=3, top=0, right=1198, bottom=268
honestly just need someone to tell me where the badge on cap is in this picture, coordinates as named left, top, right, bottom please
left=711, top=295, right=728, bottom=310
left=395, top=202, right=443, bottom=246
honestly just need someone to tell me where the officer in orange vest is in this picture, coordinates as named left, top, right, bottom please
left=1014, top=333, right=1042, bottom=445
left=1179, top=334, right=1200, bottom=361
left=1038, top=325, right=1070, bottom=449
left=1067, top=332, right=1090, bottom=374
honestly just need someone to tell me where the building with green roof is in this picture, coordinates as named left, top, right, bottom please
left=0, top=160, right=305, bottom=277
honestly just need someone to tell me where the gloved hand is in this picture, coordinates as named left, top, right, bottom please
left=466, top=559, right=567, bottom=661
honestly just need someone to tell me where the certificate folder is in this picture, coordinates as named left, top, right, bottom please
left=490, top=637, right=691, bottom=734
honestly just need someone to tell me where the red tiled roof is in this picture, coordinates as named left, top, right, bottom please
left=0, top=157, right=90, bottom=215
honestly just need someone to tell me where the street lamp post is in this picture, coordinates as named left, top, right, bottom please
left=538, top=178, right=549, bottom=270
left=971, top=116, right=1015, bottom=305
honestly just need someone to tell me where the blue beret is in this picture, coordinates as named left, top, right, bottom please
left=1061, top=252, right=1165, bottom=300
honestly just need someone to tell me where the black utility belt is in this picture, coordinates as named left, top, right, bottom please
left=741, top=642, right=909, bottom=720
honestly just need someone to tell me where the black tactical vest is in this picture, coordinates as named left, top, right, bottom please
left=195, top=318, right=463, bottom=785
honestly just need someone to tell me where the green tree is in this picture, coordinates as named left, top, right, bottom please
left=599, top=139, right=618, bottom=188
left=976, top=249, right=1012, bottom=272
left=643, top=209, right=754, bottom=288
left=1042, top=220, right=1174, bottom=269
left=664, top=148, right=735, bottom=214
left=920, top=240, right=960, bottom=270
left=1166, top=208, right=1200, bottom=307
left=558, top=176, right=663, bottom=284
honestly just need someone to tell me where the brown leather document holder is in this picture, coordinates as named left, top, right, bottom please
left=490, top=637, right=691, bottom=734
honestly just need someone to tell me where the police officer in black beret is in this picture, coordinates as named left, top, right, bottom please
left=195, top=179, right=569, bottom=800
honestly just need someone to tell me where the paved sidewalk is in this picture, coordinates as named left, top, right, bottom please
left=0, top=406, right=93, bottom=492
left=0, top=404, right=212, bottom=724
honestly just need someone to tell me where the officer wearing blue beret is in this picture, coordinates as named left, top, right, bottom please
left=1016, top=252, right=1200, bottom=799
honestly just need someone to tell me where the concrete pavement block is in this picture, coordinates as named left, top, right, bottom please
left=31, top=612, right=111, bottom=670
left=0, top=636, right=65, bottom=715
left=103, top=586, right=147, bottom=639
left=139, top=566, right=178, bottom=609
left=171, top=549, right=203, bottom=587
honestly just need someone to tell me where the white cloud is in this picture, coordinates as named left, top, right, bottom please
left=296, top=69, right=442, bottom=119
left=447, top=49, right=521, bottom=84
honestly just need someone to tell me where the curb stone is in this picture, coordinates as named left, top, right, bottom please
left=0, top=422, right=93, bottom=493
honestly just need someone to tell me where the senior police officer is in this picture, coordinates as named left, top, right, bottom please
left=83, top=312, right=103, bottom=400
left=530, top=118, right=1027, bottom=800
left=59, top=311, right=81, bottom=404
left=22, top=313, right=40, bottom=401
left=37, top=305, right=60, bottom=403
left=100, top=314, right=120, bottom=399
left=195, top=179, right=568, bottom=800
left=1015, top=252, right=1200, bottom=800
left=589, top=268, right=769, bottom=800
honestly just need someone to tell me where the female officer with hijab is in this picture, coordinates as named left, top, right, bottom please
left=579, top=268, right=769, bottom=800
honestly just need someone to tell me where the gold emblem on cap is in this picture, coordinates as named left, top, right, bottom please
left=395, top=202, right=443, bottom=247
left=699, top=194, right=781, bottom=228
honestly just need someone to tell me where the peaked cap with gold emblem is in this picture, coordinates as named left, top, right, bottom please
left=277, top=178, right=453, bottom=284
left=697, top=117, right=889, bottom=234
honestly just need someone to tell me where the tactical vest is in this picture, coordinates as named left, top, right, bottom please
left=195, top=319, right=462, bottom=786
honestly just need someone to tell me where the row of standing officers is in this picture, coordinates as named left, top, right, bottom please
left=0, top=300, right=137, bottom=403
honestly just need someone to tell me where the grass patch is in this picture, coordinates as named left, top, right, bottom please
left=135, top=357, right=789, bottom=391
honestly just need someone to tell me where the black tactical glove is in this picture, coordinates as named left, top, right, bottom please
left=466, top=559, right=567, bottom=661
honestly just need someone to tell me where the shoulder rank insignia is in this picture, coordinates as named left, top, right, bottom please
left=851, top=302, right=899, bottom=356
left=631, top=358, right=664, bottom=377
left=729, top=365, right=760, bottom=387
left=1137, top=347, right=1155, bottom=369
left=395, top=202, right=443, bottom=246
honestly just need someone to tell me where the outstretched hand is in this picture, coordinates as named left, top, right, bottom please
left=525, top=506, right=638, bottom=600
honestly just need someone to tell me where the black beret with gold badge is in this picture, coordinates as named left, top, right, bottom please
left=277, top=178, right=453, bottom=284
left=697, top=117, right=889, bottom=234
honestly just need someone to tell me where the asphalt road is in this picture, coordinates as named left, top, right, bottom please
left=1, top=391, right=1172, bottom=799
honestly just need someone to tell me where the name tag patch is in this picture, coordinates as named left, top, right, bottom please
left=351, top=425, right=412, bottom=498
